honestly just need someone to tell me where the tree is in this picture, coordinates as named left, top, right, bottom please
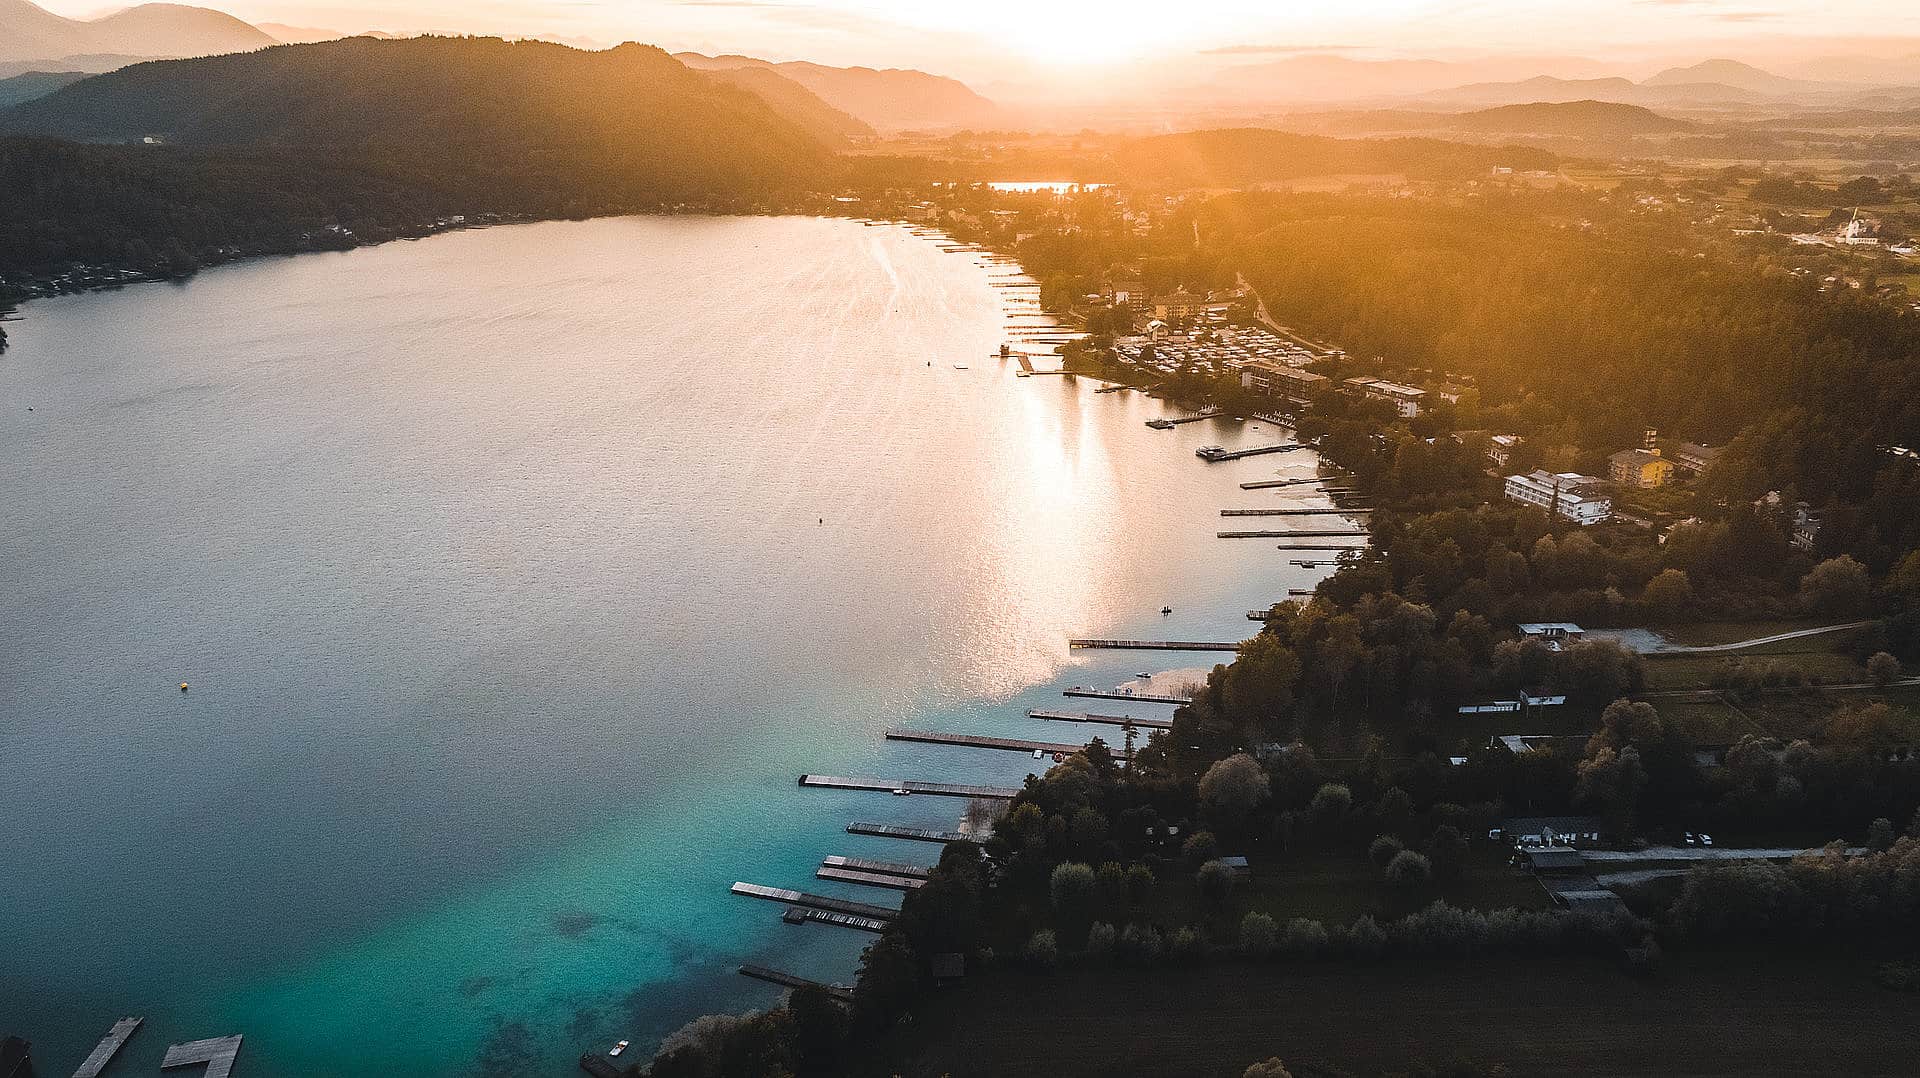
left=1050, top=862, right=1097, bottom=921
left=1368, top=834, right=1405, bottom=868
left=1086, top=921, right=1117, bottom=958
left=1642, top=568, right=1695, bottom=621
left=1384, top=849, right=1433, bottom=888
left=1183, top=830, right=1221, bottom=868
left=1244, top=1058, right=1294, bottom=1078
left=1239, top=911, right=1278, bottom=956
left=1023, top=929, right=1060, bottom=970
left=1867, top=817, right=1897, bottom=852
left=1124, top=864, right=1156, bottom=907
left=1799, top=555, right=1872, bottom=616
left=1309, top=782, right=1353, bottom=821
left=1424, top=824, right=1469, bottom=881
left=1197, top=859, right=1237, bottom=907
left=1199, top=753, right=1271, bottom=825
left=1576, top=745, right=1649, bottom=835
left=786, top=984, right=848, bottom=1076
left=1868, top=651, right=1901, bottom=687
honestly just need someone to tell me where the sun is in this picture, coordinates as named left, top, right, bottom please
left=887, top=0, right=1177, bottom=67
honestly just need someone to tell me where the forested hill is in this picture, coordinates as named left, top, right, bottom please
left=0, top=36, right=829, bottom=204
left=1111, top=129, right=1555, bottom=186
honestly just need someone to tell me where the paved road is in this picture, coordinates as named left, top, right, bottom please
left=1591, top=620, right=1873, bottom=655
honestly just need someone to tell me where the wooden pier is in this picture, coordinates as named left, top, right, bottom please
left=731, top=881, right=898, bottom=921
left=1274, top=544, right=1367, bottom=551
left=73, top=1017, right=142, bottom=1078
left=799, top=774, right=1021, bottom=799
left=1218, top=529, right=1371, bottom=539
left=161, top=1036, right=242, bottom=1078
left=1064, top=686, right=1190, bottom=703
left=1029, top=708, right=1173, bottom=730
left=1197, top=443, right=1304, bottom=462
left=1145, top=411, right=1220, bottom=428
left=782, top=906, right=889, bottom=932
left=1068, top=638, right=1240, bottom=651
left=823, top=855, right=931, bottom=878
left=1221, top=507, right=1372, bottom=517
left=1241, top=476, right=1346, bottom=490
left=886, top=729, right=1093, bottom=755
left=846, top=821, right=970, bottom=843
left=817, top=866, right=926, bottom=890
left=739, top=965, right=855, bottom=1003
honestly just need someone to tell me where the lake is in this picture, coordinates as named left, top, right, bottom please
left=0, top=215, right=1333, bottom=1076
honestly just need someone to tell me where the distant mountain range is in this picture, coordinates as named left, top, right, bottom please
left=674, top=52, right=1002, bottom=133
left=0, top=0, right=272, bottom=64
left=0, top=68, right=86, bottom=106
left=0, top=37, right=829, bottom=203
left=695, top=65, right=875, bottom=144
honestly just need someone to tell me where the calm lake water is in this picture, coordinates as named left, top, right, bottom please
left=0, top=216, right=1335, bottom=1076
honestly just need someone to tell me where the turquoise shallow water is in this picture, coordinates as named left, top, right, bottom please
left=0, top=216, right=1330, bottom=1075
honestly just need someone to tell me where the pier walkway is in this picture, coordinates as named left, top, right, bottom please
left=1068, top=639, right=1240, bottom=651
left=1064, top=686, right=1190, bottom=703
left=731, top=882, right=898, bottom=921
left=885, top=729, right=1094, bottom=755
left=73, top=1018, right=141, bottom=1078
left=823, top=855, right=931, bottom=878
left=1241, top=475, right=1349, bottom=490
left=846, top=821, right=969, bottom=843
left=160, top=1035, right=242, bottom=1078
left=1218, top=529, right=1371, bottom=539
left=1029, top=708, right=1173, bottom=730
left=1221, top=507, right=1371, bottom=517
left=738, top=965, right=855, bottom=1003
left=1198, top=443, right=1304, bottom=462
left=817, top=866, right=926, bottom=890
left=783, top=906, right=889, bottom=932
left=799, top=774, right=1021, bottom=799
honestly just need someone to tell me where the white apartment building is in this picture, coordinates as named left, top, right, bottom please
left=1505, top=470, right=1612, bottom=525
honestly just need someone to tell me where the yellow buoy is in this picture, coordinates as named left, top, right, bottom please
left=180, top=683, right=190, bottom=693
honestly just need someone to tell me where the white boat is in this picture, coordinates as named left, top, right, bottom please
left=610, top=1040, right=630, bottom=1057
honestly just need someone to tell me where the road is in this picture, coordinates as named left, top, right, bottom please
left=1590, top=620, right=1873, bottom=655
left=1235, top=273, right=1335, bottom=353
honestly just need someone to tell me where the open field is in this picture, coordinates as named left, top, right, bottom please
left=1650, top=619, right=1829, bottom=648
left=1641, top=649, right=1864, bottom=692
left=856, top=952, right=1917, bottom=1077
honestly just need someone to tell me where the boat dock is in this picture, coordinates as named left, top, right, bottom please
left=161, top=1036, right=242, bottom=1078
left=1067, top=638, right=1240, bottom=651
left=1197, top=443, right=1304, bottom=462
left=823, top=855, right=931, bottom=878
left=580, top=1052, right=627, bottom=1078
left=1221, top=507, right=1371, bottom=517
left=782, top=906, right=889, bottom=932
left=1029, top=708, right=1173, bottom=730
left=799, top=774, right=1021, bottom=799
left=1218, top=529, right=1371, bottom=539
left=846, top=821, right=970, bottom=843
left=1274, top=544, right=1366, bottom=551
left=817, top=865, right=925, bottom=890
left=1145, top=411, right=1219, bottom=428
left=731, top=882, right=898, bottom=921
left=738, top=965, right=855, bottom=1003
left=1240, top=477, right=1332, bottom=490
left=73, top=1017, right=142, bottom=1078
left=1064, top=686, right=1190, bottom=703
left=885, top=729, right=1095, bottom=755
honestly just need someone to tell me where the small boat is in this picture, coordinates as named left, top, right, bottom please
left=892, top=787, right=912, bottom=796
left=610, top=1041, right=630, bottom=1057
left=953, top=364, right=969, bottom=370
left=1033, top=748, right=1044, bottom=759
left=1161, top=606, right=1173, bottom=614
left=1136, top=672, right=1153, bottom=679
left=1051, top=752, right=1066, bottom=763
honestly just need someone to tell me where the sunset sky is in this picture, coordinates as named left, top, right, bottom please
left=48, top=0, right=1920, bottom=79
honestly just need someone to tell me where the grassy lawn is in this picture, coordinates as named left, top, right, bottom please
left=1642, top=650, right=1864, bottom=692
left=1654, top=618, right=1827, bottom=648
left=1659, top=697, right=1764, bottom=744
left=856, top=951, right=1918, bottom=1077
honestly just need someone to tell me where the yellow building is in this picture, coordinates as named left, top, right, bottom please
left=1608, top=448, right=1674, bottom=489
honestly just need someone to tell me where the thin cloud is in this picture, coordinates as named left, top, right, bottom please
left=1200, top=44, right=1364, bottom=55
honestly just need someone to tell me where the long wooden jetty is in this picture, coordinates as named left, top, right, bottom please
left=799, top=774, right=1021, bottom=799
left=581, top=1052, right=627, bottom=1078
left=738, top=965, right=855, bottom=1003
left=73, top=1017, right=142, bottom=1078
left=731, top=881, right=898, bottom=921
left=846, top=821, right=970, bottom=843
left=1029, top=708, right=1173, bottom=730
left=1219, top=529, right=1370, bottom=539
left=1064, top=686, right=1190, bottom=703
left=886, top=729, right=1091, bottom=755
left=161, top=1036, right=243, bottom=1078
left=824, top=855, right=932, bottom=878
left=1240, top=475, right=1349, bottom=490
left=1068, top=638, right=1240, bottom=651
left=1221, top=507, right=1372, bottom=517
left=817, top=866, right=926, bottom=890
left=1198, top=443, right=1304, bottom=462
left=1274, top=544, right=1367, bottom=551
left=783, top=906, right=889, bottom=932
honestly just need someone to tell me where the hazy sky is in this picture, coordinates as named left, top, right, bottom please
left=49, top=0, right=1920, bottom=79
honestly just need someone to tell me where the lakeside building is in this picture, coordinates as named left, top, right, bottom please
left=1608, top=447, right=1675, bottom=489
left=1657, top=439, right=1722, bottom=478
left=1505, top=470, right=1612, bottom=525
left=1153, top=288, right=1205, bottom=322
left=1517, top=623, right=1586, bottom=651
left=1343, top=376, right=1427, bottom=418
left=1487, top=434, right=1521, bottom=471
left=1236, top=359, right=1329, bottom=404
